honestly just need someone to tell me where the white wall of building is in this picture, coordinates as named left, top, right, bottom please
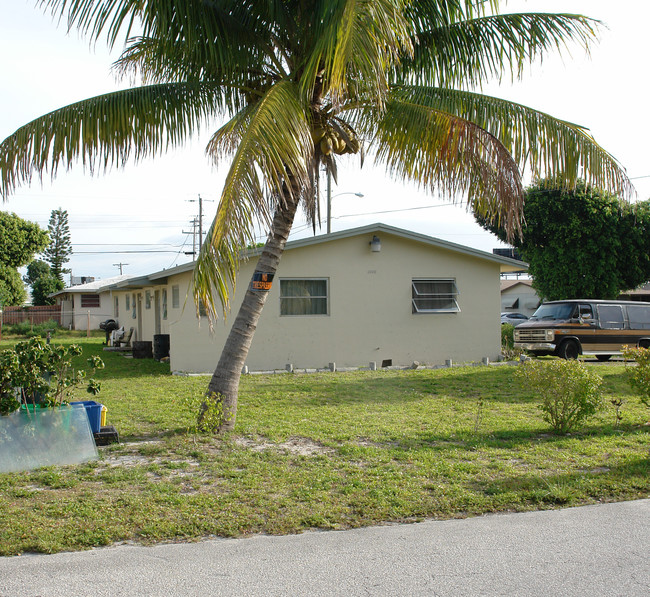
left=168, top=229, right=505, bottom=373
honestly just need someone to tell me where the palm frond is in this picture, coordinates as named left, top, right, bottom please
left=0, top=83, right=223, bottom=198
left=391, top=86, right=631, bottom=198
left=193, top=80, right=313, bottom=322
left=40, top=0, right=270, bottom=53
left=300, top=0, right=413, bottom=107
left=352, top=95, right=524, bottom=239
left=396, top=12, right=599, bottom=88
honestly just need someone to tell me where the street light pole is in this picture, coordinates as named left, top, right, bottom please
left=326, top=169, right=364, bottom=233
left=326, top=170, right=332, bottom=234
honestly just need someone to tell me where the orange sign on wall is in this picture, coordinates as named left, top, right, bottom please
left=251, top=272, right=274, bottom=292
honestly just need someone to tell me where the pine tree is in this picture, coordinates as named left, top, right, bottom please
left=44, top=208, right=72, bottom=283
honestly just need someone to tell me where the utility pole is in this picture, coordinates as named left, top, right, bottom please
left=187, top=195, right=215, bottom=250
left=113, top=262, right=129, bottom=275
left=182, top=217, right=200, bottom=260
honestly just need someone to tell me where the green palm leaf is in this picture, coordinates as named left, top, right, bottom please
left=397, top=12, right=599, bottom=87
left=0, top=83, right=223, bottom=197
left=353, top=94, right=524, bottom=239
left=299, top=0, right=413, bottom=105
left=193, top=80, right=312, bottom=320
left=390, top=86, right=631, bottom=199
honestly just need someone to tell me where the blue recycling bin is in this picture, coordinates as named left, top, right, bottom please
left=70, top=400, right=102, bottom=434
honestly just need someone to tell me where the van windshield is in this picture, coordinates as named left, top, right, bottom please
left=530, top=303, right=576, bottom=321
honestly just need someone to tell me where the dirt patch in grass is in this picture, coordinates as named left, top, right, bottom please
left=234, top=435, right=334, bottom=456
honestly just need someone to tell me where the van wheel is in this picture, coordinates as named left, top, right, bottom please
left=558, top=340, right=580, bottom=360
left=596, top=355, right=612, bottom=362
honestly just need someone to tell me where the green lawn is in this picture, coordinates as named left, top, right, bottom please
left=0, top=336, right=648, bottom=556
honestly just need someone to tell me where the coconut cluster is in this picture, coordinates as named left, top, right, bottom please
left=311, top=126, right=359, bottom=156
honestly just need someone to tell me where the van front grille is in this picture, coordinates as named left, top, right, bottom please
left=515, top=329, right=548, bottom=342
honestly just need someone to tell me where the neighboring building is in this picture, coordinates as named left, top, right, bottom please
left=51, top=275, right=134, bottom=330
left=110, top=272, right=174, bottom=344
left=500, top=279, right=540, bottom=318
left=69, top=275, right=96, bottom=286
left=619, top=282, right=650, bottom=302
left=155, top=223, right=524, bottom=373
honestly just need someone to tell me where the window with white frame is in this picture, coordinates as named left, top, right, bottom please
left=126, top=294, right=130, bottom=311
left=411, top=279, right=460, bottom=313
left=114, top=297, right=119, bottom=318
left=280, top=279, right=328, bottom=316
left=132, top=293, right=137, bottom=319
left=145, top=290, right=152, bottom=309
left=171, top=285, right=180, bottom=309
left=162, top=289, right=168, bottom=320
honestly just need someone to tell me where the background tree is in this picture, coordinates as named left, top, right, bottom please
left=0, top=265, right=27, bottom=307
left=0, top=2, right=632, bottom=431
left=23, top=260, right=51, bottom=287
left=44, top=208, right=72, bottom=283
left=477, top=180, right=650, bottom=300
left=0, top=212, right=49, bottom=305
left=24, top=260, right=64, bottom=305
left=31, top=276, right=65, bottom=306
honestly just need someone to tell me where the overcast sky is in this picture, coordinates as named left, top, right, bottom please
left=1, top=0, right=649, bottom=281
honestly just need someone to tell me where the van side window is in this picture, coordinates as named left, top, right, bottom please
left=578, top=304, right=593, bottom=319
left=597, top=305, right=624, bottom=329
left=628, top=305, right=650, bottom=330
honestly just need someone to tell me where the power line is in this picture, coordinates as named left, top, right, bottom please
left=72, top=243, right=183, bottom=247
left=73, top=250, right=181, bottom=254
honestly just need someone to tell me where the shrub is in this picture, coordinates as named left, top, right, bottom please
left=622, top=346, right=650, bottom=409
left=4, top=320, right=61, bottom=338
left=0, top=351, right=21, bottom=415
left=501, top=323, right=515, bottom=350
left=516, top=359, right=603, bottom=434
left=179, top=391, right=226, bottom=434
left=501, top=323, right=523, bottom=360
left=0, top=337, right=104, bottom=413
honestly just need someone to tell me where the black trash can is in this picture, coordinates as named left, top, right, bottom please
left=153, top=334, right=170, bottom=361
left=132, top=341, right=153, bottom=359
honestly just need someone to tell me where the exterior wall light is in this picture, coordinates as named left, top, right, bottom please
left=370, top=235, right=382, bottom=252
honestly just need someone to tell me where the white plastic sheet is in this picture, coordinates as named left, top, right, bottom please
left=0, top=405, right=98, bottom=473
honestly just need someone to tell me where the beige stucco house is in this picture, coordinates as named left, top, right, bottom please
left=51, top=274, right=134, bottom=330
left=142, top=223, right=524, bottom=373
left=109, top=272, right=174, bottom=345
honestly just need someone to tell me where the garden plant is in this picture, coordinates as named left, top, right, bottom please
left=516, top=358, right=604, bottom=434
left=622, top=345, right=650, bottom=410
left=0, top=337, right=104, bottom=415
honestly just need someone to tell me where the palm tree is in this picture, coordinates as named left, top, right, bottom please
left=0, top=1, right=631, bottom=431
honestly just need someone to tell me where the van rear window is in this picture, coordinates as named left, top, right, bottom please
left=628, top=305, right=650, bottom=330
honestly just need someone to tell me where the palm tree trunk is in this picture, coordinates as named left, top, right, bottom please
left=204, top=192, right=300, bottom=432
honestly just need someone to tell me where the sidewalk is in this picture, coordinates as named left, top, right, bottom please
left=1, top=499, right=648, bottom=596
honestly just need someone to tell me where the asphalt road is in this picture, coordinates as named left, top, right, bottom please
left=1, top=499, right=648, bottom=597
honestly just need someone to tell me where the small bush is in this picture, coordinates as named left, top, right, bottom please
left=622, top=346, right=650, bottom=409
left=501, top=323, right=515, bottom=350
left=0, top=337, right=104, bottom=412
left=501, top=324, right=523, bottom=360
left=180, top=392, right=226, bottom=434
left=516, top=359, right=603, bottom=434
